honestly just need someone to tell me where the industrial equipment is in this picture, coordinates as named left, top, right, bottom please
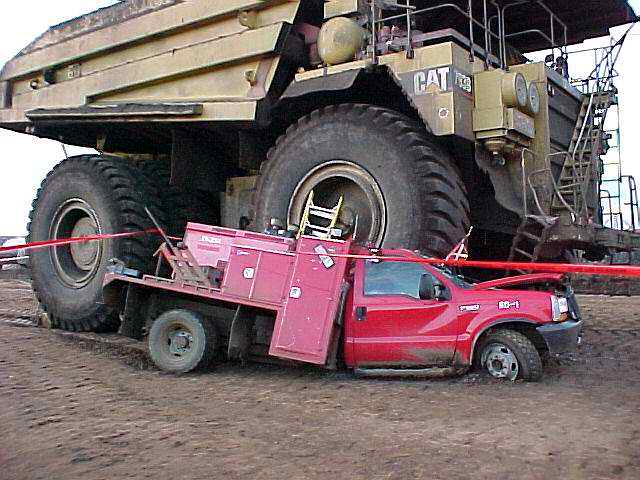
left=103, top=220, right=582, bottom=381
left=0, top=0, right=636, bottom=331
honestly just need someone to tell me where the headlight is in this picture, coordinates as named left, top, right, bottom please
left=525, top=82, right=541, bottom=116
left=551, top=295, right=569, bottom=322
left=502, top=72, right=528, bottom=109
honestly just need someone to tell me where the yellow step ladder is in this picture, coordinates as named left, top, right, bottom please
left=297, top=191, right=344, bottom=240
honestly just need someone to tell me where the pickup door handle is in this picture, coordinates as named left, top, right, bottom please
left=356, top=306, right=367, bottom=322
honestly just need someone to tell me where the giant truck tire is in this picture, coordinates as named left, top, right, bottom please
left=28, top=155, right=166, bottom=332
left=133, top=159, right=219, bottom=237
left=253, top=104, right=470, bottom=256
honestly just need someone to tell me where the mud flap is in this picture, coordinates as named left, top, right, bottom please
left=228, top=305, right=256, bottom=363
left=119, top=285, right=147, bottom=340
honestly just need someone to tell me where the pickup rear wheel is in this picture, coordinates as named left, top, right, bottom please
left=148, top=310, right=218, bottom=374
left=477, top=329, right=543, bottom=382
left=253, top=104, right=470, bottom=256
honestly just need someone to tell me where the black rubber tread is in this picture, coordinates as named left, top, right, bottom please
left=148, top=309, right=218, bottom=374
left=252, top=104, right=470, bottom=256
left=133, top=158, right=218, bottom=237
left=27, top=155, right=166, bottom=332
left=477, top=329, right=544, bottom=382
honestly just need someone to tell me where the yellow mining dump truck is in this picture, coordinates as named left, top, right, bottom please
left=0, top=0, right=637, bottom=331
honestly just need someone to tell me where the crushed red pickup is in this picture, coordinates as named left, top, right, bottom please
left=103, top=223, right=582, bottom=381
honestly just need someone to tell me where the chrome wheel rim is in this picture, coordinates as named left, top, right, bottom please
left=482, top=343, right=519, bottom=380
left=49, top=199, right=103, bottom=288
left=288, top=161, right=387, bottom=245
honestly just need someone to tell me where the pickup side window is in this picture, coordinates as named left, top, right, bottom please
left=364, top=261, right=436, bottom=299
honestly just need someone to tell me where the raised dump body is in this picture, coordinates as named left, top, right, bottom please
left=2, top=1, right=638, bottom=333
left=0, top=0, right=308, bottom=138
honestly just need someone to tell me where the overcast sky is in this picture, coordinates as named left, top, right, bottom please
left=0, top=1, right=639, bottom=236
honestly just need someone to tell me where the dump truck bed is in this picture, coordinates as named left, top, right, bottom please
left=17, top=1, right=180, bottom=57
left=0, top=0, right=307, bottom=132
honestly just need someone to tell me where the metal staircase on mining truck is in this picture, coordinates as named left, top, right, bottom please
left=510, top=31, right=640, bottom=267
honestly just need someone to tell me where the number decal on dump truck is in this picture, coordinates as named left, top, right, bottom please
left=455, top=71, right=473, bottom=93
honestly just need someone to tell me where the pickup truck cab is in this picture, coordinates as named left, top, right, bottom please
left=343, top=249, right=582, bottom=381
left=104, top=225, right=582, bottom=382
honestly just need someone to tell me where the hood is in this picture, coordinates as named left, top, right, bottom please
left=471, top=273, right=565, bottom=291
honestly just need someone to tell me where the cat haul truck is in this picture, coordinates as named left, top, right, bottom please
left=0, top=0, right=636, bottom=332
left=102, top=220, right=582, bottom=381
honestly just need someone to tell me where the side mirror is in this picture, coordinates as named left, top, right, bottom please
left=419, top=274, right=448, bottom=301
left=419, top=274, right=437, bottom=300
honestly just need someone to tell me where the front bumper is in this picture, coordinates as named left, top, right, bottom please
left=537, top=320, right=583, bottom=354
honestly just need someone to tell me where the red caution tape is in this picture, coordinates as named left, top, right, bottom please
left=2, top=230, right=639, bottom=278
left=307, top=252, right=640, bottom=278
left=229, top=244, right=640, bottom=278
left=394, top=256, right=640, bottom=278
left=0, top=229, right=161, bottom=254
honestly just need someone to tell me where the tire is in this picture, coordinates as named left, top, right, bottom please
left=148, top=309, right=218, bottom=373
left=253, top=104, right=470, bottom=256
left=133, top=159, right=219, bottom=237
left=27, top=155, right=166, bottom=332
left=476, top=329, right=543, bottom=382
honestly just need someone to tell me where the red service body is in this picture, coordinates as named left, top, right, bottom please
left=104, top=223, right=583, bottom=377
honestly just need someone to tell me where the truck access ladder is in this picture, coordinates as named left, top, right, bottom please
left=510, top=32, right=629, bottom=267
left=550, top=91, right=617, bottom=221
left=551, top=32, right=628, bottom=224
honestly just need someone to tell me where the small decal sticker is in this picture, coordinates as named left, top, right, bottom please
left=498, top=300, right=520, bottom=310
left=459, top=304, right=480, bottom=312
left=314, top=245, right=335, bottom=269
left=289, top=287, right=302, bottom=299
left=243, top=268, right=255, bottom=279
left=455, top=71, right=473, bottom=94
left=200, top=235, right=222, bottom=245
left=438, top=107, right=450, bottom=119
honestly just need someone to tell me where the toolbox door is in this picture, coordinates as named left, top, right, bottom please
left=269, top=238, right=350, bottom=365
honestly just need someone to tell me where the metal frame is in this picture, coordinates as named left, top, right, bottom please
left=369, top=0, right=570, bottom=70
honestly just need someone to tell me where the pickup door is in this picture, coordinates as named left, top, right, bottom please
left=347, top=260, right=459, bottom=368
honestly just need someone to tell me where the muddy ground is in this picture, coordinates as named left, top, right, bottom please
left=1, top=277, right=639, bottom=480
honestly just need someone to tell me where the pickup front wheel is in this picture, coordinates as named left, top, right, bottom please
left=477, top=329, right=543, bottom=382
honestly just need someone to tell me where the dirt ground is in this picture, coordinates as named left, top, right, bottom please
left=1, top=277, right=639, bottom=480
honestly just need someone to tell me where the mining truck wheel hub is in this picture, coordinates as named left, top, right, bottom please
left=288, top=161, right=386, bottom=245
left=482, top=344, right=519, bottom=381
left=50, top=199, right=103, bottom=288
left=168, top=329, right=194, bottom=356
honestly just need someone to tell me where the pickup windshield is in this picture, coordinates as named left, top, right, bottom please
left=432, top=265, right=473, bottom=290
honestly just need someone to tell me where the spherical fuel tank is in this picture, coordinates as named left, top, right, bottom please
left=317, top=17, right=365, bottom=66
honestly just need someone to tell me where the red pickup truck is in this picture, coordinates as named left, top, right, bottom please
left=103, top=223, right=582, bottom=382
